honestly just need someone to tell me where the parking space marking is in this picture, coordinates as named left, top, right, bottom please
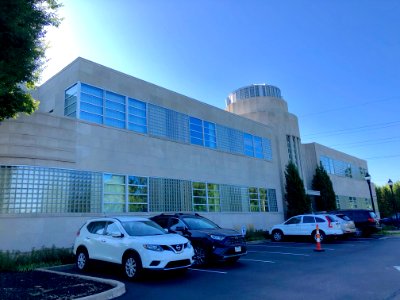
left=241, top=258, right=275, bottom=263
left=188, top=268, right=227, bottom=274
left=249, top=244, right=335, bottom=251
left=394, top=266, right=400, bottom=272
left=248, top=250, right=310, bottom=257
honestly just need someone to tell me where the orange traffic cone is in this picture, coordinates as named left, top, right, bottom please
left=314, top=224, right=325, bottom=252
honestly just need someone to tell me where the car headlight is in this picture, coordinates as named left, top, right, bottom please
left=143, top=244, right=163, bottom=252
left=186, top=241, right=192, bottom=249
left=210, top=234, right=225, bottom=241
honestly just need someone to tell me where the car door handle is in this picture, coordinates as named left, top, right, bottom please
left=101, top=239, right=106, bottom=243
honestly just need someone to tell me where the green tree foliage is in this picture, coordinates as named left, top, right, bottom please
left=376, top=181, right=400, bottom=218
left=285, top=161, right=311, bottom=218
left=0, top=0, right=60, bottom=121
left=311, top=165, right=336, bottom=212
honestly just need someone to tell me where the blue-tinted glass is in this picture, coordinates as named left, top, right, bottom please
left=204, top=140, right=217, bottom=148
left=80, top=111, right=103, bottom=124
left=190, top=130, right=203, bottom=139
left=81, top=83, right=103, bottom=97
left=204, top=121, right=215, bottom=130
left=65, top=84, right=78, bottom=98
left=254, top=136, right=262, bottom=147
left=254, top=151, right=263, bottom=159
left=81, top=93, right=103, bottom=106
left=244, top=133, right=253, bottom=146
left=190, top=117, right=202, bottom=126
left=204, top=128, right=216, bottom=136
left=128, top=98, right=146, bottom=110
left=81, top=102, right=103, bottom=115
left=191, top=137, right=203, bottom=146
left=106, top=91, right=125, bottom=104
left=128, top=107, right=146, bottom=118
left=64, top=103, right=76, bottom=116
left=105, top=100, right=125, bottom=112
left=128, top=123, right=147, bottom=133
left=190, top=124, right=203, bottom=133
left=128, top=115, right=146, bottom=126
left=105, top=108, right=125, bottom=120
left=104, top=118, right=125, bottom=128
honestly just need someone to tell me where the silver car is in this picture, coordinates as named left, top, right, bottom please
left=333, top=214, right=356, bottom=237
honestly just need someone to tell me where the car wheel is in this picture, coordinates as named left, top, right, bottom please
left=354, top=228, right=363, bottom=238
left=313, top=230, right=326, bottom=243
left=271, top=230, right=284, bottom=242
left=76, top=249, right=89, bottom=272
left=123, top=253, right=142, bottom=280
left=193, top=245, right=208, bottom=266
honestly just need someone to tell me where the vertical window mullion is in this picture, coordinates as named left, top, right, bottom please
left=125, top=175, right=128, bottom=213
left=77, top=81, right=81, bottom=119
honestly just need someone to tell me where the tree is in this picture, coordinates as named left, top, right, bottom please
left=0, top=0, right=60, bottom=121
left=376, top=181, right=400, bottom=218
left=284, top=161, right=311, bottom=218
left=311, top=164, right=336, bottom=212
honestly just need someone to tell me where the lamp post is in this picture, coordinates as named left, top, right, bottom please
left=364, top=172, right=376, bottom=212
left=388, top=179, right=398, bottom=228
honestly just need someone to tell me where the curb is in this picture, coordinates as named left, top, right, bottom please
left=37, top=265, right=126, bottom=300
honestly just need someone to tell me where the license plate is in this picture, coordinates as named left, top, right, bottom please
left=235, top=246, right=241, bottom=253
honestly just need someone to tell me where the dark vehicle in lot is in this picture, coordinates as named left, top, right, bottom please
left=329, top=209, right=381, bottom=237
left=151, top=213, right=247, bottom=266
left=381, top=213, right=400, bottom=228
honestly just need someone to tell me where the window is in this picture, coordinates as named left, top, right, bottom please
left=303, top=216, right=315, bottom=223
left=192, top=182, right=221, bottom=212
left=104, top=91, right=125, bottom=129
left=128, top=98, right=147, bottom=133
left=249, top=187, right=260, bottom=212
left=87, top=221, right=107, bottom=234
left=103, top=174, right=125, bottom=213
left=204, top=121, right=216, bottom=148
left=244, top=134, right=254, bottom=157
left=128, top=176, right=148, bottom=212
left=285, top=217, right=301, bottom=225
left=105, top=222, right=121, bottom=236
left=64, top=84, right=78, bottom=117
left=80, top=83, right=103, bottom=124
left=190, top=117, right=203, bottom=146
left=315, top=217, right=326, bottom=223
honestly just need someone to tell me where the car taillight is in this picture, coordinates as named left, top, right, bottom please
left=325, top=216, right=333, bottom=228
left=368, top=218, right=375, bottom=223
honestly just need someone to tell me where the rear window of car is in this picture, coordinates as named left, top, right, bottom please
left=87, top=221, right=107, bottom=234
left=315, top=217, right=326, bottom=223
left=336, top=214, right=351, bottom=221
left=302, top=216, right=315, bottom=223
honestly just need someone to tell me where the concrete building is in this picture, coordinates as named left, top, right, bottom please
left=0, top=58, right=376, bottom=251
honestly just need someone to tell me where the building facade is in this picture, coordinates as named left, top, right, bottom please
left=0, top=58, right=376, bottom=251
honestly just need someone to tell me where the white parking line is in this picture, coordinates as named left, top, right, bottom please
left=248, top=250, right=310, bottom=257
left=394, top=266, right=400, bottom=272
left=241, top=258, right=275, bottom=263
left=250, top=244, right=335, bottom=251
left=188, top=268, right=227, bottom=274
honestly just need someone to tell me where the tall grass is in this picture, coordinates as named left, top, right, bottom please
left=245, top=225, right=267, bottom=241
left=0, top=246, right=74, bottom=272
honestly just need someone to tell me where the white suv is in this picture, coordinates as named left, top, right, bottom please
left=73, top=216, right=194, bottom=279
left=270, top=214, right=343, bottom=242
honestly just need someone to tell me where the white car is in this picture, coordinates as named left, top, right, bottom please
left=270, top=214, right=343, bottom=242
left=73, top=216, right=194, bottom=279
left=332, top=213, right=357, bottom=237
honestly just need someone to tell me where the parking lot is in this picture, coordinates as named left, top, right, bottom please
left=67, top=235, right=400, bottom=300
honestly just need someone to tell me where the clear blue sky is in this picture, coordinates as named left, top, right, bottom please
left=42, top=0, right=400, bottom=186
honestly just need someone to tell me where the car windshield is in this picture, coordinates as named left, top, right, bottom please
left=336, top=214, right=351, bottom=221
left=121, top=220, right=166, bottom=236
left=182, top=217, right=220, bottom=230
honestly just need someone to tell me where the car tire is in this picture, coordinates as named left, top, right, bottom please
left=123, top=252, right=142, bottom=280
left=193, top=245, right=208, bottom=266
left=76, top=248, right=89, bottom=272
left=312, top=230, right=326, bottom=243
left=271, top=230, right=284, bottom=242
left=354, top=228, right=363, bottom=238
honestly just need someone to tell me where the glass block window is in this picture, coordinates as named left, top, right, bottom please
left=104, top=91, right=125, bottom=129
left=148, top=104, right=190, bottom=143
left=149, top=178, right=192, bottom=212
left=254, top=136, right=263, bottom=159
left=220, top=185, right=249, bottom=212
left=267, top=189, right=278, bottom=212
left=204, top=121, right=216, bottom=148
left=216, top=124, right=244, bottom=155
left=0, top=166, right=102, bottom=214
left=189, top=117, right=203, bottom=146
left=263, top=138, right=273, bottom=161
left=64, top=84, right=78, bottom=117
left=128, top=176, right=148, bottom=212
left=128, top=98, right=147, bottom=133
left=287, top=135, right=293, bottom=162
left=103, top=174, right=125, bottom=213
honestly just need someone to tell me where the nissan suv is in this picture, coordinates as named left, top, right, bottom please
left=150, top=213, right=247, bottom=265
left=73, top=216, right=194, bottom=279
